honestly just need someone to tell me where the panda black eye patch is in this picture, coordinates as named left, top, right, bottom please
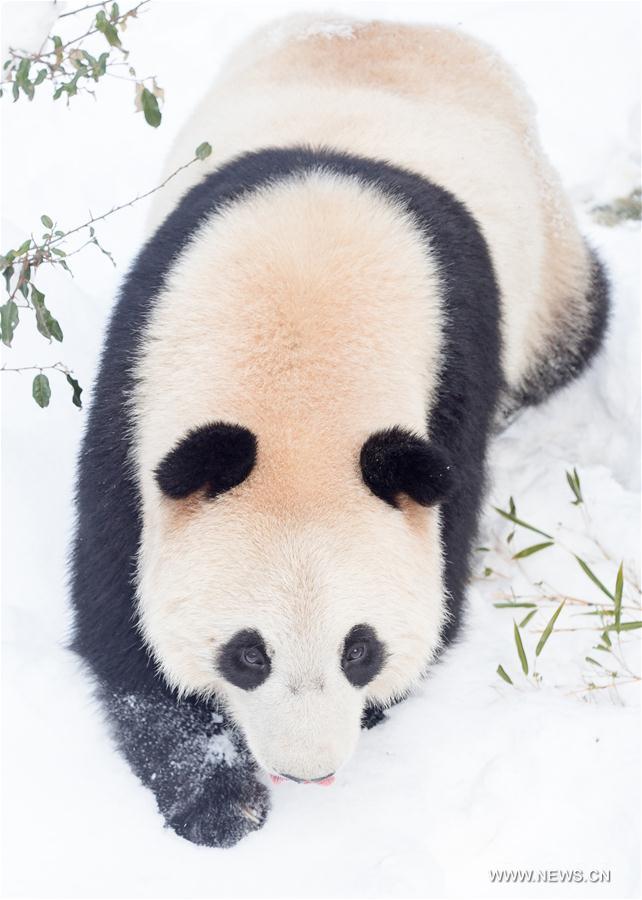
left=341, top=624, right=386, bottom=688
left=155, top=421, right=257, bottom=500
left=217, top=629, right=271, bottom=691
left=359, top=425, right=453, bottom=508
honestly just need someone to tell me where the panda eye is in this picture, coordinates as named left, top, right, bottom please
left=344, top=642, right=367, bottom=663
left=218, top=629, right=271, bottom=690
left=240, top=646, right=266, bottom=668
left=341, top=624, right=386, bottom=688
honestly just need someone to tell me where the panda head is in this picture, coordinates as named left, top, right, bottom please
left=139, top=420, right=452, bottom=784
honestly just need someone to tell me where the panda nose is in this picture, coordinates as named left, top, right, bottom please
left=278, top=772, right=335, bottom=786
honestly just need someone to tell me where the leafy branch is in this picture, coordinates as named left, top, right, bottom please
left=1, top=1, right=165, bottom=127
left=1, top=141, right=212, bottom=407
left=2, top=362, right=82, bottom=408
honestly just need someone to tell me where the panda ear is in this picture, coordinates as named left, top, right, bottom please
left=359, top=426, right=452, bottom=508
left=155, top=422, right=257, bottom=500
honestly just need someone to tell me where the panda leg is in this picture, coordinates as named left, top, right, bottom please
left=102, top=686, right=270, bottom=847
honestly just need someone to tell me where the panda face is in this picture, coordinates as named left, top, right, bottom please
left=136, top=467, right=446, bottom=782
left=214, top=621, right=387, bottom=780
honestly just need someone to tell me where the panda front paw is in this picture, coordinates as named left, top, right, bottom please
left=165, top=775, right=270, bottom=848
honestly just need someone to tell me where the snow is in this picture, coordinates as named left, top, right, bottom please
left=1, top=2, right=640, bottom=898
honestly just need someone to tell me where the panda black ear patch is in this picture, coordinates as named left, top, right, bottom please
left=155, top=422, right=257, bottom=500
left=359, top=426, right=452, bottom=508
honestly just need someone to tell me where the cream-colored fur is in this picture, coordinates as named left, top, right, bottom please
left=134, top=15, right=592, bottom=778
left=148, top=14, right=592, bottom=389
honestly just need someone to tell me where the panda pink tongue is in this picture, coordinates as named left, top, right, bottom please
left=269, top=775, right=335, bottom=786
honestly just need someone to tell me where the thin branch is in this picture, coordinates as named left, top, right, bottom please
left=49, top=152, right=202, bottom=247
left=59, top=1, right=114, bottom=18
left=2, top=362, right=71, bottom=375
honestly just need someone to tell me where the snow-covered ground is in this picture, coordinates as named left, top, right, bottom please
left=1, top=2, right=640, bottom=898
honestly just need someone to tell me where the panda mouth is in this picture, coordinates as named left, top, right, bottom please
left=269, top=773, right=335, bottom=787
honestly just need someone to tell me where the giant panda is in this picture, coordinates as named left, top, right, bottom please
left=71, top=15, right=609, bottom=847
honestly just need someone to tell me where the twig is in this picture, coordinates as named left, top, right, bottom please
left=59, top=1, right=117, bottom=18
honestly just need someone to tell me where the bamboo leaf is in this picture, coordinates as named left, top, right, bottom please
left=512, top=541, right=554, bottom=560
left=494, top=602, right=537, bottom=609
left=566, top=468, right=583, bottom=505
left=575, top=556, right=614, bottom=601
left=513, top=621, right=528, bottom=675
left=497, top=665, right=513, bottom=685
left=493, top=506, right=553, bottom=540
left=519, top=609, right=538, bottom=628
left=614, top=563, right=624, bottom=629
left=606, top=621, right=642, bottom=632
left=535, top=601, right=565, bottom=657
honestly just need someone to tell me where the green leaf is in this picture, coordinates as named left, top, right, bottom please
left=606, top=621, right=642, bottom=632
left=34, top=68, right=47, bottom=86
left=513, top=621, right=528, bottom=675
left=0, top=299, right=19, bottom=346
left=32, top=373, right=51, bottom=408
left=31, top=285, right=63, bottom=342
left=95, top=10, right=122, bottom=47
left=65, top=373, right=83, bottom=408
left=111, top=2, right=120, bottom=21
left=566, top=468, right=583, bottom=505
left=16, top=239, right=31, bottom=255
left=52, top=35, right=63, bottom=66
left=195, top=141, right=212, bottom=160
left=601, top=629, right=612, bottom=648
left=585, top=656, right=605, bottom=668
left=3, top=264, right=14, bottom=293
left=41, top=214, right=54, bottom=229
left=51, top=248, right=66, bottom=257
left=574, top=556, right=614, bottom=601
left=613, top=562, right=624, bottom=629
left=141, top=87, right=161, bottom=127
left=519, top=609, right=538, bottom=628
left=497, top=665, right=513, bottom=685
left=494, top=505, right=553, bottom=540
left=493, top=602, right=537, bottom=609
left=512, top=541, right=554, bottom=560
left=535, top=601, right=565, bottom=657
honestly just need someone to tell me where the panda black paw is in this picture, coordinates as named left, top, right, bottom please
left=164, top=776, right=270, bottom=847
